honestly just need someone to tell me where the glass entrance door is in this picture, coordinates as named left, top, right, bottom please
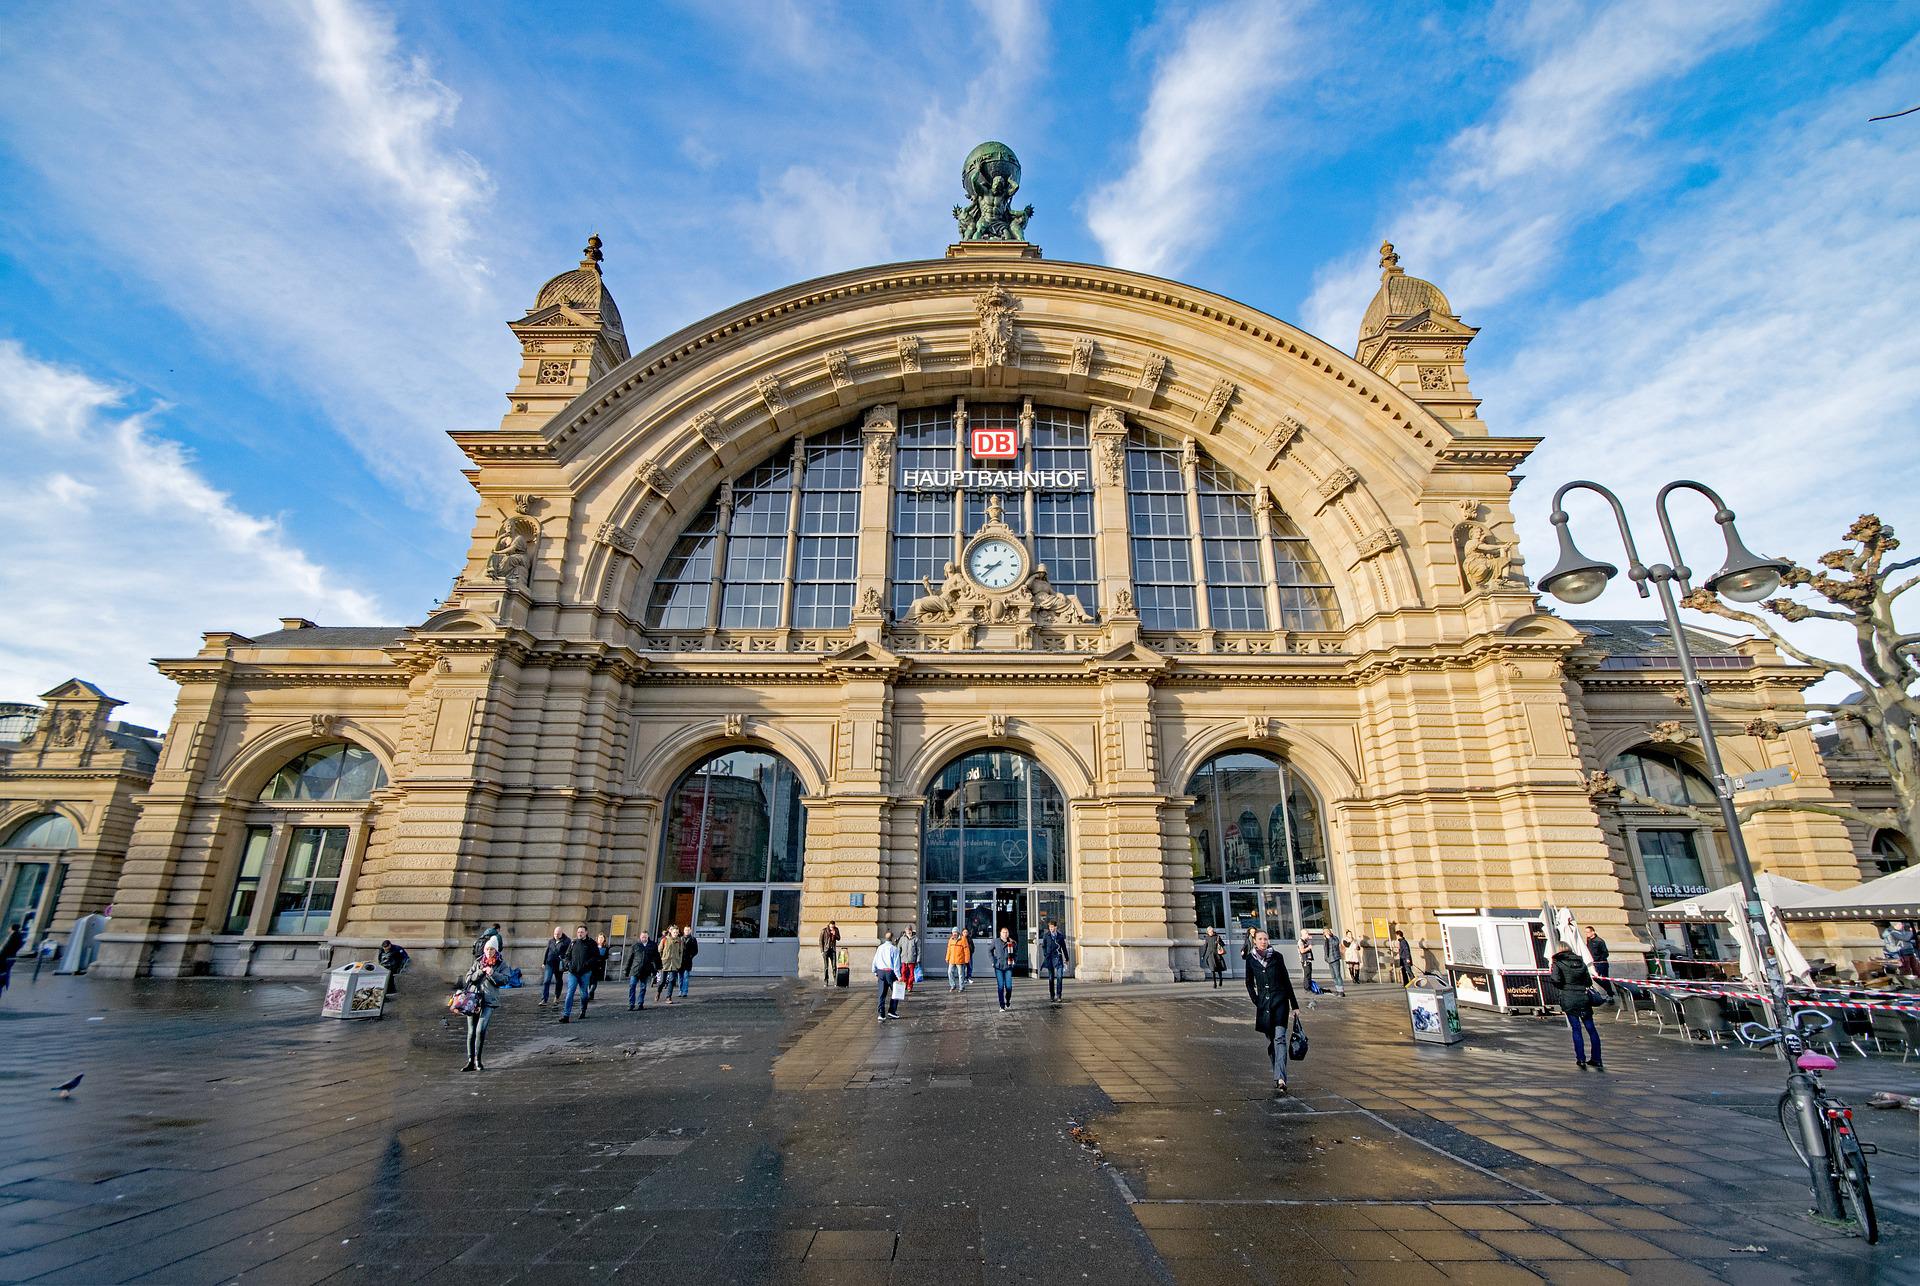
left=995, top=886, right=1030, bottom=974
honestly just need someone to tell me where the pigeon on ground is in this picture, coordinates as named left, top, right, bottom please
left=53, top=1075, right=83, bottom=1098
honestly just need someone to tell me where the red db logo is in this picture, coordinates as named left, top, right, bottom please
left=971, top=428, right=1017, bottom=460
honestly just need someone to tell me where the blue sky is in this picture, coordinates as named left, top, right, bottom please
left=2, top=0, right=1916, bottom=726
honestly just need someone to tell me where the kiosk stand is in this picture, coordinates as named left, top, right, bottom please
left=1436, top=908, right=1551, bottom=1013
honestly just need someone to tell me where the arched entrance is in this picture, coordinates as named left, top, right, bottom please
left=1186, top=750, right=1335, bottom=962
left=919, top=748, right=1068, bottom=975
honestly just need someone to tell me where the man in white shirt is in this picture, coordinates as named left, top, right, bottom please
left=872, top=932, right=901, bottom=1022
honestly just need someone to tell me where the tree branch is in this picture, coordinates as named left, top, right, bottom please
left=1731, top=799, right=1898, bottom=828
left=1680, top=590, right=1873, bottom=690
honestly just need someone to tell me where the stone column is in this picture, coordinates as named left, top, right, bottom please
left=852, top=404, right=896, bottom=642
left=1089, top=405, right=1133, bottom=621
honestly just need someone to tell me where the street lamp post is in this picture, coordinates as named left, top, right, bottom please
left=1538, top=479, right=1842, bottom=1218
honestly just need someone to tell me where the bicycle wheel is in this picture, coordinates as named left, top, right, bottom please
left=1833, top=1131, right=1878, bottom=1244
left=1777, top=1090, right=1812, bottom=1168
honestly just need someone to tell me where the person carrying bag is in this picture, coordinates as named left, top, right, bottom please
left=1243, top=928, right=1301, bottom=1093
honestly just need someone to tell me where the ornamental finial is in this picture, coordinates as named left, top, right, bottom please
left=1379, top=240, right=1402, bottom=277
left=581, top=233, right=604, bottom=270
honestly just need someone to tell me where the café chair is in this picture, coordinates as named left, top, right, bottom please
left=1650, top=990, right=1684, bottom=1035
left=1678, top=994, right=1735, bottom=1045
left=1869, top=1010, right=1920, bottom=1062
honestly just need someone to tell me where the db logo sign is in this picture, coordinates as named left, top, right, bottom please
left=971, top=427, right=1017, bottom=460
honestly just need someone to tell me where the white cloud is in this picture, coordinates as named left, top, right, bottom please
left=1493, top=55, right=1920, bottom=685
left=739, top=0, right=1050, bottom=276
left=0, top=342, right=386, bottom=728
left=1300, top=0, right=1764, bottom=347
left=0, top=1, right=514, bottom=516
left=305, top=0, right=495, bottom=288
left=1085, top=0, right=1301, bottom=276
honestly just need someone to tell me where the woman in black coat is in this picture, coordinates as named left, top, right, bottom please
left=1244, top=929, right=1300, bottom=1092
left=1202, top=928, right=1228, bottom=988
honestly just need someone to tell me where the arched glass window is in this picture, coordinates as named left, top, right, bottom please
left=921, top=748, right=1068, bottom=885
left=1607, top=748, right=1716, bottom=807
left=261, top=743, right=388, bottom=802
left=647, top=428, right=866, bottom=632
left=3, top=813, right=77, bottom=848
left=1873, top=830, right=1914, bottom=875
left=656, top=748, right=807, bottom=943
left=1187, top=751, right=1333, bottom=942
left=1125, top=428, right=1338, bottom=632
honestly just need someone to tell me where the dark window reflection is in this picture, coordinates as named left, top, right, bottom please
left=1185, top=750, right=1331, bottom=941
left=658, top=750, right=808, bottom=908
left=922, top=749, right=1070, bottom=886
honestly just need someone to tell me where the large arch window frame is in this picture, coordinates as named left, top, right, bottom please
left=654, top=747, right=808, bottom=948
left=1, top=811, right=79, bottom=946
left=217, top=743, right=387, bottom=939
left=1185, top=750, right=1336, bottom=950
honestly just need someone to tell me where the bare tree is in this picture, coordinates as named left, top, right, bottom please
left=1586, top=514, right=1919, bottom=841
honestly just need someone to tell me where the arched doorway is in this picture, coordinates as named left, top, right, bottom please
left=655, top=747, right=807, bottom=975
left=1186, top=751, right=1335, bottom=962
left=920, top=748, right=1068, bottom=975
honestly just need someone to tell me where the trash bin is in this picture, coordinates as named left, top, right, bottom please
left=322, top=962, right=390, bottom=1019
left=1406, top=972, right=1462, bottom=1045
left=835, top=945, right=850, bottom=989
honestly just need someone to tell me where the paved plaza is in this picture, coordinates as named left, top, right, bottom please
left=1, top=970, right=1917, bottom=1284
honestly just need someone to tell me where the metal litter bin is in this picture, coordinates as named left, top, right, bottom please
left=1406, top=972, right=1462, bottom=1044
left=835, top=945, right=850, bottom=989
left=322, top=962, right=390, bottom=1019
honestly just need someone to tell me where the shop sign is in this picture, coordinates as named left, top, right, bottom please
left=900, top=468, right=1088, bottom=491
left=1501, top=972, right=1544, bottom=1007
left=970, top=427, right=1018, bottom=460
left=1650, top=883, right=1710, bottom=900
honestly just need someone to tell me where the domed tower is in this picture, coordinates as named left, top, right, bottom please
left=1353, top=242, right=1483, bottom=432
left=499, top=235, right=631, bottom=429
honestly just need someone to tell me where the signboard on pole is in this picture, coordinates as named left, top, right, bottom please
left=1733, top=765, right=1796, bottom=793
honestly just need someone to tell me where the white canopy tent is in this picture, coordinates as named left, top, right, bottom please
left=1649, top=873, right=1825, bottom=985
left=1781, top=866, right=1920, bottom=924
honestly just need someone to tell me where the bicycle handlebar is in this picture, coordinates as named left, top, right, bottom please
left=1735, top=1009, right=1834, bottom=1049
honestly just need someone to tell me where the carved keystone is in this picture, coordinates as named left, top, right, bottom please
left=1130, top=352, right=1168, bottom=408
left=1259, top=416, right=1305, bottom=469
left=1314, top=466, right=1361, bottom=512
left=1196, top=377, right=1236, bottom=434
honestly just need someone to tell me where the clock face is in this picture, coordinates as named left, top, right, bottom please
left=967, top=538, right=1025, bottom=590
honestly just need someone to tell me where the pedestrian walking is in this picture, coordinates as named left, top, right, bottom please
left=1297, top=935, right=1315, bottom=992
left=459, top=945, right=506, bottom=1072
left=899, top=926, right=921, bottom=993
left=1244, top=929, right=1300, bottom=1092
left=1394, top=930, right=1414, bottom=987
left=540, top=925, right=568, bottom=1006
left=679, top=929, right=698, bottom=997
left=1203, top=928, right=1227, bottom=987
left=1581, top=925, right=1613, bottom=995
left=962, top=928, right=975, bottom=985
left=625, top=931, right=660, bottom=1010
left=0, top=922, right=18, bottom=1003
left=1324, top=928, right=1344, bottom=996
left=873, top=931, right=901, bottom=1021
left=990, top=928, right=1017, bottom=1011
left=946, top=929, right=967, bottom=990
left=377, top=939, right=409, bottom=994
left=588, top=932, right=610, bottom=1000
left=1548, top=938, right=1604, bottom=1071
left=560, top=925, right=596, bottom=1022
left=1343, top=932, right=1362, bottom=984
left=656, top=926, right=685, bottom=1004
left=1040, top=920, right=1070, bottom=1003
left=820, top=920, right=841, bottom=984
left=32, top=937, right=57, bottom=981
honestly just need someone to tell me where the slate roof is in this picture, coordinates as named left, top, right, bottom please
left=1570, top=619, right=1752, bottom=670
left=244, top=626, right=411, bottom=648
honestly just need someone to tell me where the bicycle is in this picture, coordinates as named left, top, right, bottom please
left=1737, top=1011, right=1878, bottom=1243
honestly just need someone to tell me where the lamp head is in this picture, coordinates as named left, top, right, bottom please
left=1539, top=510, right=1618, bottom=605
left=1703, top=511, right=1790, bottom=603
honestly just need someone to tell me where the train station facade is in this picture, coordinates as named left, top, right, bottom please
left=13, top=185, right=1877, bottom=981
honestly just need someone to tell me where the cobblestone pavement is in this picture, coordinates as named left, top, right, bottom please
left=1, top=969, right=1917, bottom=1284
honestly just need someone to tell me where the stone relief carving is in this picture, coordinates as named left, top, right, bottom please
left=1245, top=714, right=1277, bottom=742
left=484, top=509, right=540, bottom=584
left=1261, top=417, right=1304, bottom=465
left=1112, top=587, right=1136, bottom=617
left=310, top=714, right=338, bottom=738
left=1315, top=466, right=1360, bottom=511
left=1070, top=336, right=1095, bottom=376
left=989, top=713, right=1007, bottom=739
left=724, top=713, right=745, bottom=739
left=1199, top=377, right=1235, bottom=430
left=756, top=374, right=788, bottom=414
left=825, top=348, right=852, bottom=388
left=897, top=335, right=922, bottom=373
left=695, top=410, right=728, bottom=448
left=1095, top=435, right=1125, bottom=485
left=905, top=562, right=981, bottom=623
left=1418, top=365, right=1451, bottom=391
left=1179, top=437, right=1198, bottom=474
left=1353, top=528, right=1404, bottom=562
left=1137, top=352, right=1168, bottom=395
left=1091, top=404, right=1126, bottom=436
left=1026, top=565, right=1094, bottom=625
left=971, top=285, right=1018, bottom=367
left=51, top=710, right=83, bottom=746
left=1650, top=720, right=1690, bottom=746
left=864, top=432, right=895, bottom=484
left=857, top=586, right=884, bottom=616
left=1454, top=501, right=1527, bottom=591
left=536, top=360, right=570, bottom=385
left=641, top=461, right=674, bottom=497
left=595, top=520, right=635, bottom=552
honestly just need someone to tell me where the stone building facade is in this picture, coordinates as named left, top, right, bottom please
left=0, top=681, right=161, bottom=949
left=83, top=231, right=1890, bottom=981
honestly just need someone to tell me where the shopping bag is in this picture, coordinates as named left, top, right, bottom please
left=891, top=980, right=906, bottom=1001
left=1287, top=1013, right=1309, bottom=1062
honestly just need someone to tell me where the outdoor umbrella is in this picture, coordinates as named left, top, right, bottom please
left=1780, top=865, right=1920, bottom=923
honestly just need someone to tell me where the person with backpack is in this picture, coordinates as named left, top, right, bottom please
left=540, top=926, right=569, bottom=1007
left=560, top=926, right=596, bottom=1023
left=1244, top=929, right=1300, bottom=1093
left=1548, top=938, right=1604, bottom=1071
left=459, top=945, right=506, bottom=1072
left=377, top=940, right=409, bottom=994
left=679, top=928, right=699, bottom=997
left=624, top=931, right=660, bottom=1010
left=819, top=920, right=841, bottom=984
left=1202, top=928, right=1227, bottom=988
left=474, top=923, right=503, bottom=959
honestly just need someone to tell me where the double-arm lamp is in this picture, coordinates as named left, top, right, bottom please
left=1539, top=481, right=1794, bottom=1044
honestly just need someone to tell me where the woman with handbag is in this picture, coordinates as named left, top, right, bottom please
left=1243, top=929, right=1300, bottom=1092
left=1548, top=939, right=1604, bottom=1071
left=1202, top=928, right=1227, bottom=988
left=990, top=928, right=1017, bottom=1012
left=457, top=945, right=506, bottom=1072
